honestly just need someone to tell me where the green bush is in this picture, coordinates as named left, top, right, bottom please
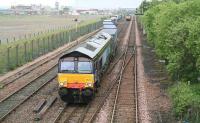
left=141, top=0, right=200, bottom=81
left=169, top=82, right=194, bottom=117
left=140, top=0, right=200, bottom=121
left=169, top=82, right=200, bottom=121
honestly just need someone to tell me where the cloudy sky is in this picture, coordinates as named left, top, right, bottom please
left=0, top=0, right=143, bottom=9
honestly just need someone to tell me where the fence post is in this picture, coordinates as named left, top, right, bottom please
left=84, top=26, right=87, bottom=35
left=76, top=28, right=79, bottom=39
left=52, top=35, right=55, bottom=49
left=69, top=31, right=71, bottom=43
left=83, top=26, right=85, bottom=34
left=7, top=38, right=9, bottom=44
left=63, top=32, right=65, bottom=44
left=43, top=38, right=45, bottom=54
left=0, top=40, right=1, bottom=45
left=58, top=34, right=61, bottom=47
left=50, top=35, right=53, bottom=50
left=52, top=35, right=54, bottom=49
left=7, top=47, right=10, bottom=70
left=55, top=34, right=59, bottom=49
left=59, top=33, right=61, bottom=46
left=37, top=40, right=40, bottom=57
left=48, top=37, right=50, bottom=52
left=56, top=34, right=58, bottom=48
left=57, top=34, right=59, bottom=47
left=31, top=40, right=34, bottom=59
left=80, top=26, right=83, bottom=36
left=67, top=31, right=69, bottom=43
left=61, top=32, right=63, bottom=45
left=16, top=45, right=19, bottom=66
left=87, top=25, right=89, bottom=33
left=79, top=27, right=81, bottom=37
left=51, top=35, right=53, bottom=50
left=76, top=28, right=78, bottom=38
left=24, top=42, right=27, bottom=62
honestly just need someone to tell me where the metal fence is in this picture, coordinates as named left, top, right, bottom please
left=0, top=21, right=102, bottom=74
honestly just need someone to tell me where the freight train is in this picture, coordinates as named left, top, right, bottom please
left=57, top=20, right=118, bottom=103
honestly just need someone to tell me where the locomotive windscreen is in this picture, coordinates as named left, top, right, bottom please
left=78, top=61, right=92, bottom=73
left=60, top=61, right=75, bottom=73
left=59, top=57, right=93, bottom=74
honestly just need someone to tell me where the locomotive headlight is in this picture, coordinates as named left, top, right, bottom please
left=60, top=83, right=64, bottom=86
left=60, top=81, right=67, bottom=87
left=86, top=83, right=93, bottom=87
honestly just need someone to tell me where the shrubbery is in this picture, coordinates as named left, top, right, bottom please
left=140, top=0, right=200, bottom=121
left=169, top=82, right=200, bottom=120
left=142, top=0, right=200, bottom=81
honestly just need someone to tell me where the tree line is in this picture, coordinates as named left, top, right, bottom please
left=139, top=0, right=200, bottom=121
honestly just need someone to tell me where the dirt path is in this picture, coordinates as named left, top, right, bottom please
left=135, top=16, right=151, bottom=123
left=135, top=17, right=173, bottom=123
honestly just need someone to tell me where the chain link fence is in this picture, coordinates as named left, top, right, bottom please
left=0, top=21, right=102, bottom=74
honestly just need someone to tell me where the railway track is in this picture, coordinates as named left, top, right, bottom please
left=110, top=22, right=137, bottom=122
left=0, top=29, right=100, bottom=89
left=52, top=66, right=122, bottom=123
left=50, top=20, right=131, bottom=123
left=0, top=29, right=101, bottom=122
left=67, top=19, right=138, bottom=123
left=0, top=20, right=137, bottom=123
left=88, top=19, right=138, bottom=123
left=51, top=58, right=124, bottom=123
left=0, top=65, right=57, bottom=121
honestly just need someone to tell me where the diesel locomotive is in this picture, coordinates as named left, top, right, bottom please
left=126, top=15, right=131, bottom=21
left=58, top=32, right=114, bottom=103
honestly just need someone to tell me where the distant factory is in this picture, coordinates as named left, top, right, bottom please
left=10, top=4, right=43, bottom=15
left=0, top=2, right=118, bottom=16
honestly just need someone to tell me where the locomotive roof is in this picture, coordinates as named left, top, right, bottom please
left=60, top=32, right=112, bottom=60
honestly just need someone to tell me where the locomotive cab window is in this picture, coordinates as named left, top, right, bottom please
left=60, top=61, right=75, bottom=73
left=78, top=61, right=92, bottom=73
